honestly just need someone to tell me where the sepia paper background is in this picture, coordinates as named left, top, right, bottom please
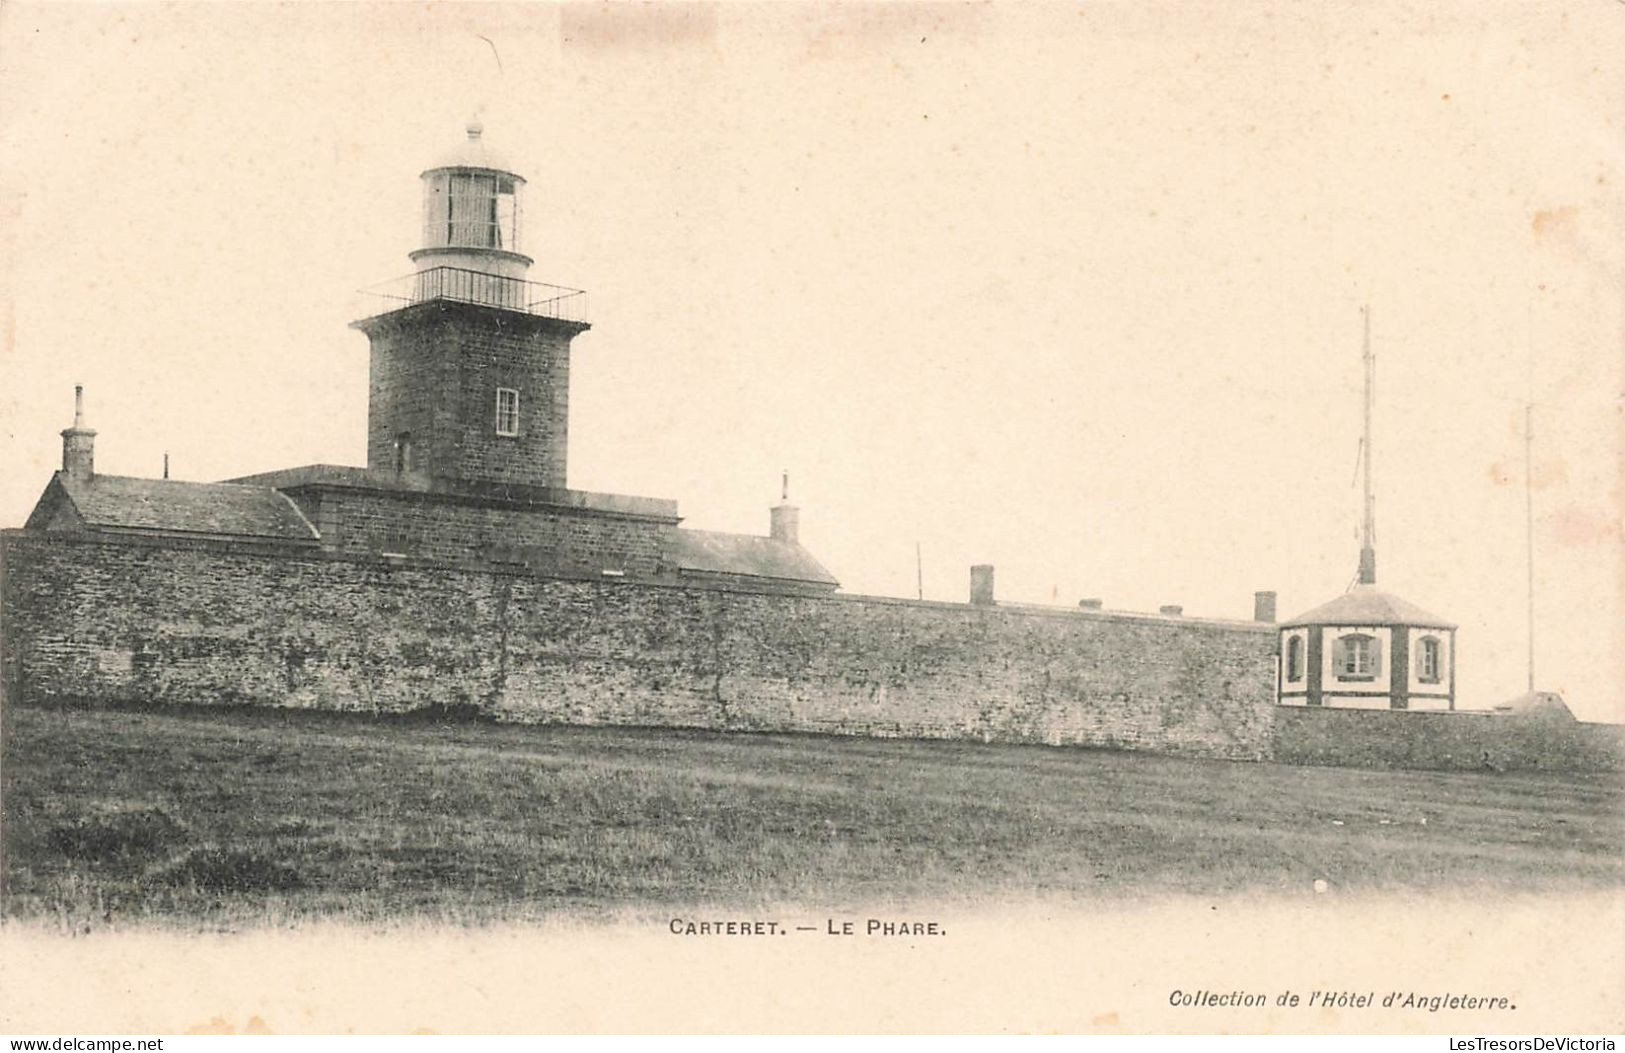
left=1, top=1, right=1621, bottom=1034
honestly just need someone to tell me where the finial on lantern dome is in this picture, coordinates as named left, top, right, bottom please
left=466, top=118, right=484, bottom=141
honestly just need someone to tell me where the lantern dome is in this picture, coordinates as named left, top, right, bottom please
left=422, top=119, right=524, bottom=177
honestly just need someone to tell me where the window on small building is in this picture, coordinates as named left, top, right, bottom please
left=1285, top=635, right=1304, bottom=682
left=495, top=388, right=520, bottom=436
left=1417, top=635, right=1442, bottom=683
left=1335, top=633, right=1380, bottom=680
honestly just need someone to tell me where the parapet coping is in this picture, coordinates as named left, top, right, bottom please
left=2, top=529, right=1280, bottom=632
left=224, top=465, right=680, bottom=521
left=835, top=591, right=1278, bottom=632
left=349, top=297, right=591, bottom=335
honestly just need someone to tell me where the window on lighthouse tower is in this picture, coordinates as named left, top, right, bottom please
left=495, top=388, right=520, bottom=436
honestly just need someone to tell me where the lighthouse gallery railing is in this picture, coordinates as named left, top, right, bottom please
left=355, top=267, right=588, bottom=325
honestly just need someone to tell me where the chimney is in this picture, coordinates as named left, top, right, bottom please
left=1078, top=598, right=1103, bottom=611
left=1253, top=590, right=1277, bottom=623
left=769, top=469, right=799, bottom=545
left=60, top=385, right=97, bottom=483
left=970, top=564, right=995, bottom=606
left=1159, top=604, right=1184, bottom=617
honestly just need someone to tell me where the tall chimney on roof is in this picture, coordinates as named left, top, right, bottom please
left=769, top=470, right=799, bottom=545
left=60, top=385, right=96, bottom=483
left=1253, top=590, right=1277, bottom=623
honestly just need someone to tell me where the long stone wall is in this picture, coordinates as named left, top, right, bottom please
left=0, top=531, right=1279, bottom=761
left=1272, top=705, right=1625, bottom=773
left=7, top=532, right=1618, bottom=771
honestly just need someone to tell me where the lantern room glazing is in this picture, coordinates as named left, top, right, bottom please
left=421, top=170, right=523, bottom=254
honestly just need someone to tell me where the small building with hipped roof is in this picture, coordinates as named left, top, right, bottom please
left=1277, top=585, right=1456, bottom=711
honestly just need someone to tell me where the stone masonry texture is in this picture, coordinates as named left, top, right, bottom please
left=294, top=487, right=671, bottom=575
left=1271, top=705, right=1625, bottom=772
left=1, top=532, right=1278, bottom=761
left=363, top=302, right=578, bottom=488
left=5, top=532, right=1615, bottom=771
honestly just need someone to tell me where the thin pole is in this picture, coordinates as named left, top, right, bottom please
left=1525, top=304, right=1536, bottom=693
left=916, top=541, right=924, bottom=601
left=1525, top=400, right=1534, bottom=692
left=1358, top=305, right=1376, bottom=585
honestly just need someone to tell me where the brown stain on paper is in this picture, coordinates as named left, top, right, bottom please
left=1549, top=504, right=1624, bottom=547
left=185, top=1014, right=275, bottom=1035
left=1530, top=206, right=1579, bottom=240
left=560, top=4, right=718, bottom=53
left=1487, top=457, right=1568, bottom=489
left=799, top=3, right=988, bottom=62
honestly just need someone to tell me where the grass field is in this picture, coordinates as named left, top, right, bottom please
left=3, top=703, right=1621, bottom=928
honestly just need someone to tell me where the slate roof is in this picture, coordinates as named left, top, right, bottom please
left=1282, top=584, right=1454, bottom=629
left=668, top=528, right=839, bottom=589
left=55, top=474, right=319, bottom=543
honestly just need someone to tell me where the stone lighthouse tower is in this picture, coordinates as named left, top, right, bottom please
left=353, top=122, right=589, bottom=489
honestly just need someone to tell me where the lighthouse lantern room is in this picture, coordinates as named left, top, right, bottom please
left=410, top=120, right=530, bottom=281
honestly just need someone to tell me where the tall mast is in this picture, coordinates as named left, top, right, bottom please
left=1358, top=305, right=1376, bottom=585
left=1525, top=400, right=1535, bottom=692
left=1525, top=311, right=1536, bottom=693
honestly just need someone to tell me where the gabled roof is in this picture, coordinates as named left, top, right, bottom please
left=41, top=473, right=319, bottom=544
left=1282, top=584, right=1454, bottom=629
left=668, top=528, right=839, bottom=589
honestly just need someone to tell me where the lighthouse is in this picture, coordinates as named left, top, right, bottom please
left=352, top=122, right=590, bottom=490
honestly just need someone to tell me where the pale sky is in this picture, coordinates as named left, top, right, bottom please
left=2, top=3, right=1620, bottom=720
